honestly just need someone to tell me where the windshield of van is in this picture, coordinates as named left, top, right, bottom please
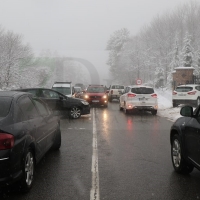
left=52, top=87, right=71, bottom=95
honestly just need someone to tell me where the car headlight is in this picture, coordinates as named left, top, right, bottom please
left=84, top=94, right=89, bottom=99
left=103, top=95, right=107, bottom=99
left=81, top=101, right=89, bottom=105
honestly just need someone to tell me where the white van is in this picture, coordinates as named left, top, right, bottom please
left=52, top=81, right=74, bottom=97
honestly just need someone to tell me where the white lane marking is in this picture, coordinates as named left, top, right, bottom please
left=90, top=108, right=100, bottom=200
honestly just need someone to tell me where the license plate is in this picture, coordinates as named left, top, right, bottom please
left=139, top=98, right=147, bottom=101
left=178, top=94, right=186, bottom=96
left=92, top=100, right=99, bottom=102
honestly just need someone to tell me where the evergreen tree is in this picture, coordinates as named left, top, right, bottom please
left=181, top=33, right=193, bottom=67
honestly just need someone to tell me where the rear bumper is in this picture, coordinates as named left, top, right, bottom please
left=172, top=99, right=196, bottom=105
left=0, top=158, right=22, bottom=186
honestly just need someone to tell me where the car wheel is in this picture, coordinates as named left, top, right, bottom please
left=52, top=128, right=61, bottom=150
left=109, top=97, right=112, bottom=102
left=171, top=134, right=194, bottom=174
left=151, top=110, right=157, bottom=115
left=104, top=104, right=108, bottom=108
left=20, top=148, right=35, bottom=192
left=196, top=98, right=200, bottom=107
left=119, top=103, right=123, bottom=111
left=173, top=101, right=177, bottom=107
left=70, top=106, right=81, bottom=119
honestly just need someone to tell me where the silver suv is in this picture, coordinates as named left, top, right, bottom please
left=172, top=84, right=200, bottom=107
left=119, top=85, right=158, bottom=115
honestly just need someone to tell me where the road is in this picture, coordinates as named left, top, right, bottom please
left=1, top=101, right=200, bottom=200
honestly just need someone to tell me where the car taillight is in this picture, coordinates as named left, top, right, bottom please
left=111, top=90, right=113, bottom=94
left=0, top=133, right=14, bottom=150
left=187, top=91, right=196, bottom=95
left=127, top=93, right=136, bottom=97
left=173, top=91, right=177, bottom=95
left=151, top=93, right=157, bottom=98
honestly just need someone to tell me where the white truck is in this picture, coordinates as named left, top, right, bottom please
left=108, top=84, right=125, bottom=102
left=52, top=81, right=74, bottom=97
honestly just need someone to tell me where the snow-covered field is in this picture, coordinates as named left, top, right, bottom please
left=156, top=88, right=181, bottom=122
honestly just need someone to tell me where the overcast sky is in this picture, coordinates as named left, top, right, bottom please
left=0, top=0, right=191, bottom=83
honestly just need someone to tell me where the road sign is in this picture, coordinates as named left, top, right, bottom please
left=136, top=79, right=142, bottom=85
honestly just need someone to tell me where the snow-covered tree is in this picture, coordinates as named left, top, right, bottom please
left=0, top=30, right=33, bottom=89
left=181, top=33, right=193, bottom=67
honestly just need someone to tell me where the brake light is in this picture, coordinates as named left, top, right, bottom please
left=111, top=90, right=113, bottom=94
left=151, top=93, right=157, bottom=98
left=173, top=91, right=177, bottom=95
left=0, top=133, right=14, bottom=150
left=127, top=93, right=136, bottom=97
left=187, top=91, right=196, bottom=95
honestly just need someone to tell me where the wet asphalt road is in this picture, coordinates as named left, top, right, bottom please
left=1, top=101, right=200, bottom=200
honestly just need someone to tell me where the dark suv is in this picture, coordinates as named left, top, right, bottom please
left=84, top=85, right=108, bottom=107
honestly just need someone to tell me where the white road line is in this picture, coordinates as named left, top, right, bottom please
left=90, top=108, right=100, bottom=200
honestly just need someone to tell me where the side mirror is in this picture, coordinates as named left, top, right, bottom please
left=180, top=106, right=193, bottom=117
left=59, top=95, right=64, bottom=100
left=106, top=90, right=109, bottom=94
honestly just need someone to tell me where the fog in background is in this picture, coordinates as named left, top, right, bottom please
left=0, top=0, right=190, bottom=85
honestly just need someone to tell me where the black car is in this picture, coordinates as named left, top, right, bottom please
left=14, top=88, right=90, bottom=119
left=0, top=91, right=61, bottom=191
left=170, top=105, right=200, bottom=174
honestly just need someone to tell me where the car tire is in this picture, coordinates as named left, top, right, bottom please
left=119, top=103, right=123, bottom=111
left=171, top=134, right=194, bottom=174
left=151, top=110, right=157, bottom=115
left=109, top=97, right=112, bottom=102
left=196, top=98, right=200, bottom=107
left=104, top=104, right=108, bottom=108
left=70, top=106, right=81, bottom=119
left=173, top=101, right=177, bottom=107
left=20, top=148, right=35, bottom=193
left=52, top=129, right=61, bottom=150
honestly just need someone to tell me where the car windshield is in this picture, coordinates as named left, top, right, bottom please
left=175, top=86, right=193, bottom=92
left=87, top=87, right=105, bottom=93
left=0, top=97, right=12, bottom=117
left=111, top=85, right=124, bottom=89
left=52, top=87, right=71, bottom=95
left=131, top=87, right=154, bottom=94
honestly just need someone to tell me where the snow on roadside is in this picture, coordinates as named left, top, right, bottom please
left=156, top=88, right=181, bottom=122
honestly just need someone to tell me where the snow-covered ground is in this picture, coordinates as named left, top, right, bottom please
left=156, top=88, right=181, bottom=122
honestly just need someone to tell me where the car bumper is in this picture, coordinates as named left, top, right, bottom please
left=126, top=104, right=158, bottom=111
left=81, top=106, right=90, bottom=115
left=0, top=157, right=22, bottom=186
left=87, top=99, right=108, bottom=106
left=173, top=99, right=196, bottom=105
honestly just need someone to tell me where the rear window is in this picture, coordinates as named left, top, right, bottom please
left=175, top=87, right=193, bottom=92
left=131, top=87, right=154, bottom=94
left=87, top=87, right=105, bottom=93
left=52, top=87, right=71, bottom=95
left=111, top=85, right=124, bottom=89
left=0, top=97, right=12, bottom=117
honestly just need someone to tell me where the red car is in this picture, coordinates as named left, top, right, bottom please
left=83, top=85, right=108, bottom=107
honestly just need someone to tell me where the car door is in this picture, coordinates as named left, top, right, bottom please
left=17, top=95, right=47, bottom=160
left=184, top=112, right=200, bottom=165
left=33, top=98, right=58, bottom=151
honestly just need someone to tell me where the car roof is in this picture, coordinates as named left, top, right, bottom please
left=176, top=84, right=200, bottom=87
left=128, top=85, right=154, bottom=88
left=14, top=88, right=66, bottom=97
left=0, top=91, right=29, bottom=97
left=88, top=85, right=104, bottom=87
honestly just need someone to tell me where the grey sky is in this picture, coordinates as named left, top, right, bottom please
left=0, top=0, right=190, bottom=83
